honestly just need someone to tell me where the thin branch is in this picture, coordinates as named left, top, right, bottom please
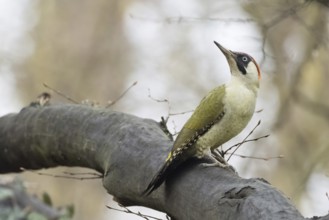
left=229, top=153, right=284, bottom=161
left=147, top=89, right=169, bottom=103
left=106, top=81, right=138, bottom=108
left=259, top=1, right=311, bottom=64
left=226, top=120, right=262, bottom=162
left=147, top=89, right=194, bottom=138
left=21, top=168, right=102, bottom=180
left=43, top=83, right=79, bottom=104
left=107, top=203, right=166, bottom=220
left=147, top=89, right=173, bottom=135
left=29, top=92, right=52, bottom=107
left=159, top=117, right=174, bottom=141
left=62, top=171, right=102, bottom=177
left=259, top=30, right=269, bottom=65
left=147, top=89, right=170, bottom=123
left=129, top=14, right=255, bottom=24
left=263, top=1, right=311, bottom=29
left=170, top=119, right=178, bottom=136
left=169, top=110, right=194, bottom=116
left=225, top=133, right=270, bottom=155
left=148, top=89, right=196, bottom=143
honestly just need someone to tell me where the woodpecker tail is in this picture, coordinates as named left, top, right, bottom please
left=142, top=159, right=175, bottom=196
left=143, top=142, right=195, bottom=196
left=143, top=154, right=180, bottom=196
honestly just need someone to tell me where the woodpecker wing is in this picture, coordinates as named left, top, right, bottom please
left=143, top=86, right=226, bottom=195
left=172, top=85, right=226, bottom=153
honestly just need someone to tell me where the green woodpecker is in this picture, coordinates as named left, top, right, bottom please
left=144, top=41, right=261, bottom=195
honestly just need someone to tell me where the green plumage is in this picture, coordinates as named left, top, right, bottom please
left=172, top=86, right=225, bottom=154
left=143, top=41, right=260, bottom=195
left=143, top=86, right=226, bottom=195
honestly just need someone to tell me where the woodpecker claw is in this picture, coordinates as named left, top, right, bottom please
left=201, top=161, right=228, bottom=168
left=201, top=161, right=237, bottom=173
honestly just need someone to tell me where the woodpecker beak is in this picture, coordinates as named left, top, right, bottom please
left=214, top=41, right=236, bottom=73
left=214, top=41, right=234, bottom=58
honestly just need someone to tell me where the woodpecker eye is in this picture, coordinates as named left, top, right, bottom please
left=237, top=54, right=250, bottom=66
left=242, top=56, right=248, bottom=62
left=235, top=54, right=252, bottom=75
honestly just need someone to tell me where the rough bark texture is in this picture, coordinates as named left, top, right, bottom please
left=0, top=104, right=327, bottom=220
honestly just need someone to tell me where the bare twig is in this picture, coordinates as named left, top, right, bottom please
left=159, top=116, right=174, bottom=141
left=43, top=83, right=79, bottom=104
left=147, top=89, right=169, bottom=103
left=147, top=88, right=170, bottom=123
left=225, top=133, right=270, bottom=155
left=263, top=1, right=310, bottom=30
left=259, top=1, right=311, bottom=64
left=62, top=171, right=102, bottom=177
left=170, top=120, right=178, bottom=136
left=20, top=168, right=102, bottom=180
left=29, top=92, right=52, bottom=107
left=148, top=88, right=194, bottom=123
left=169, top=110, right=194, bottom=116
left=106, top=81, right=138, bottom=108
left=228, top=153, right=284, bottom=161
left=147, top=89, right=174, bottom=137
left=147, top=88, right=192, bottom=140
left=129, top=14, right=255, bottom=24
left=107, top=203, right=166, bottom=220
left=226, top=120, right=264, bottom=162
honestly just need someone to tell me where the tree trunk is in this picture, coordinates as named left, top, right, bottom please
left=0, top=104, right=327, bottom=220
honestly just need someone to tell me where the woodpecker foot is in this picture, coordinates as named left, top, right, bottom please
left=201, top=160, right=236, bottom=173
left=201, top=161, right=228, bottom=168
left=211, top=150, right=227, bottom=165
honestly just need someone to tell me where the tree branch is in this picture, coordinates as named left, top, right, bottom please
left=0, top=104, right=326, bottom=220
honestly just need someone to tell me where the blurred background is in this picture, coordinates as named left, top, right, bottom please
left=0, top=0, right=329, bottom=219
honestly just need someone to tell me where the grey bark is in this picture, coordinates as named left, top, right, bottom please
left=0, top=104, right=327, bottom=220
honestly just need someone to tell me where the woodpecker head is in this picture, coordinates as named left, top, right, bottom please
left=214, top=41, right=261, bottom=88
